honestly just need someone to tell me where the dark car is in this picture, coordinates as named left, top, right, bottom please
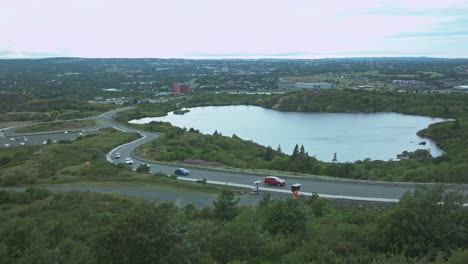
left=174, top=168, right=190, bottom=176
left=264, top=176, right=286, bottom=187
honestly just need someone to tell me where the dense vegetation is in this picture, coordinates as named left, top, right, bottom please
left=0, top=128, right=139, bottom=186
left=258, top=90, right=468, bottom=118
left=0, top=92, right=115, bottom=123
left=135, top=122, right=291, bottom=169
left=0, top=185, right=466, bottom=263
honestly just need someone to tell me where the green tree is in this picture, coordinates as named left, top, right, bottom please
left=263, top=146, right=274, bottom=161
left=94, top=202, right=191, bottom=264
left=377, top=185, right=467, bottom=259
left=213, top=188, right=240, bottom=221
left=208, top=221, right=264, bottom=263
left=261, top=198, right=307, bottom=236
left=291, top=144, right=300, bottom=160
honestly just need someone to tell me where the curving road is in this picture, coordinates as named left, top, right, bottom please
left=3, top=107, right=468, bottom=204
left=103, top=109, right=467, bottom=204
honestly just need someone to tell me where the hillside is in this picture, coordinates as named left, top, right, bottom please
left=257, top=90, right=468, bottom=118
left=0, top=92, right=34, bottom=114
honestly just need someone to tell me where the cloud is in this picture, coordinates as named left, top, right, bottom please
left=0, top=0, right=467, bottom=58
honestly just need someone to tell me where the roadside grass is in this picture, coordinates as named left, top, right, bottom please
left=0, top=128, right=140, bottom=186
left=15, top=119, right=96, bottom=133
left=0, top=121, right=33, bottom=128
left=0, top=127, right=247, bottom=195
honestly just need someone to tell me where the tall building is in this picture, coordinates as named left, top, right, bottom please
left=179, top=84, right=190, bottom=94
left=171, top=83, right=190, bottom=94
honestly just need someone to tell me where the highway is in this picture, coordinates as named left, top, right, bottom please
left=3, top=107, right=468, bottom=204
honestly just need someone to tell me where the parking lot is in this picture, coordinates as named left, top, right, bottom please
left=0, top=129, right=99, bottom=148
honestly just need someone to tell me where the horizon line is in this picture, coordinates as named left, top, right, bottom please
left=1, top=55, right=468, bottom=60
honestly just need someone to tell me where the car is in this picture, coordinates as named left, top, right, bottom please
left=174, top=168, right=190, bottom=176
left=42, top=140, right=48, bottom=145
left=20, top=142, right=25, bottom=146
left=4, top=143, right=10, bottom=147
left=114, top=153, right=121, bottom=159
left=264, top=176, right=286, bottom=187
left=10, top=138, right=15, bottom=141
left=124, top=158, right=133, bottom=165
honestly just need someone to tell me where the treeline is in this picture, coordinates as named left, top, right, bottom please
left=258, top=90, right=468, bottom=119
left=0, top=185, right=466, bottom=263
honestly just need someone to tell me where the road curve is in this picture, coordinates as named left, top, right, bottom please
left=3, top=107, right=467, bottom=204
left=104, top=110, right=467, bottom=204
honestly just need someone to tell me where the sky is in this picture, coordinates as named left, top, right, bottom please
left=1, top=0, right=467, bottom=59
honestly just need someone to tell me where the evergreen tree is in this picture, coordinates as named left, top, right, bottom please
left=291, top=144, right=300, bottom=160
left=276, top=145, right=282, bottom=154
left=300, top=145, right=306, bottom=157
left=263, top=146, right=274, bottom=161
left=213, top=188, right=239, bottom=221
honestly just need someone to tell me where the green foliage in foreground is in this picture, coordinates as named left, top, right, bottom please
left=15, top=119, right=96, bottom=133
left=0, top=186, right=466, bottom=263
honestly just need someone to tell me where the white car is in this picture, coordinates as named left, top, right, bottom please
left=4, top=143, right=10, bottom=147
left=20, top=142, right=25, bottom=146
left=124, top=158, right=133, bottom=165
left=114, top=153, right=121, bottom=159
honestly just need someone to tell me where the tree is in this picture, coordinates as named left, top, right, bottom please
left=299, top=145, right=306, bottom=157
left=291, top=144, right=300, bottom=160
left=208, top=221, right=264, bottom=263
left=276, top=145, right=282, bottom=154
left=213, top=188, right=239, bottom=221
left=94, top=203, right=192, bottom=264
left=261, top=199, right=307, bottom=236
left=263, top=146, right=274, bottom=161
left=377, top=185, right=467, bottom=260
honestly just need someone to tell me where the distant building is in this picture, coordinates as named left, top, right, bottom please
left=295, top=82, right=333, bottom=89
left=392, top=80, right=426, bottom=86
left=221, top=65, right=229, bottom=73
left=171, top=83, right=190, bottom=94
left=278, top=78, right=333, bottom=89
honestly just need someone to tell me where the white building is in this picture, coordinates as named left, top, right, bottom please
left=295, top=82, right=333, bottom=89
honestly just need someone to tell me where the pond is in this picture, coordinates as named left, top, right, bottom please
left=130, top=105, right=448, bottom=162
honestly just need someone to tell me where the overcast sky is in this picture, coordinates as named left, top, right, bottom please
left=1, top=0, right=467, bottom=59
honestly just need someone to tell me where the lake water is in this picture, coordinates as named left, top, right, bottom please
left=130, top=105, right=448, bottom=162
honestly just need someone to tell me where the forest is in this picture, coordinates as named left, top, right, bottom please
left=0, top=185, right=466, bottom=263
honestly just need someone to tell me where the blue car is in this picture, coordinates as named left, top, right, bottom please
left=174, top=168, right=190, bottom=176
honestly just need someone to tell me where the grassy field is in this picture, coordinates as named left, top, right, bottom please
left=0, top=121, right=33, bottom=129
left=15, top=119, right=97, bottom=133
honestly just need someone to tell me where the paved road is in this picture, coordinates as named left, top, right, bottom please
left=103, top=110, right=467, bottom=203
left=3, top=107, right=467, bottom=204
